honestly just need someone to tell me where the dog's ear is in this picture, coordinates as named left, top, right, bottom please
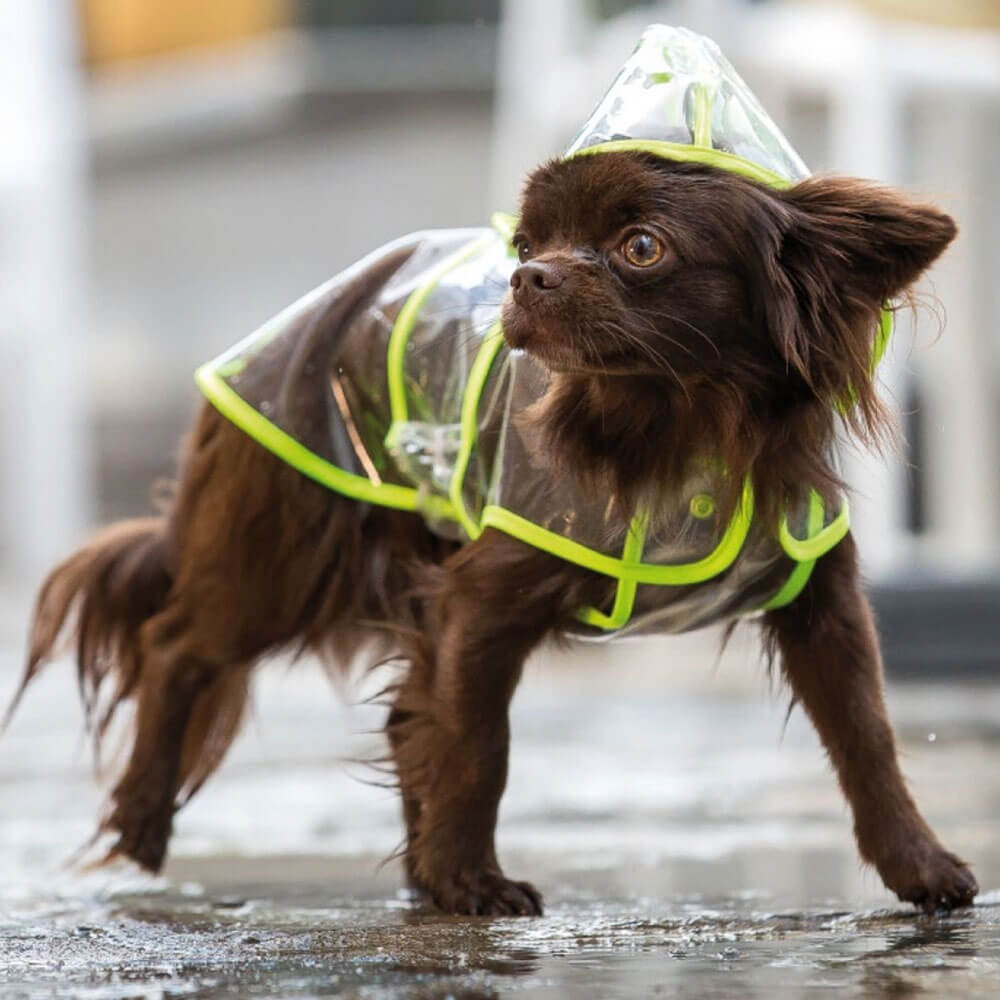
left=757, top=176, right=956, bottom=437
left=780, top=176, right=956, bottom=305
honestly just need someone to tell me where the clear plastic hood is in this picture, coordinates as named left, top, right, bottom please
left=565, top=24, right=810, bottom=184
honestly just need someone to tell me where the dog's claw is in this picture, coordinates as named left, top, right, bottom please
left=428, top=871, right=543, bottom=917
left=911, top=860, right=979, bottom=914
left=881, top=844, right=978, bottom=913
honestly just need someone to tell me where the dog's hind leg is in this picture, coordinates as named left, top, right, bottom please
left=99, top=604, right=250, bottom=872
left=763, top=533, right=978, bottom=912
left=96, top=402, right=394, bottom=871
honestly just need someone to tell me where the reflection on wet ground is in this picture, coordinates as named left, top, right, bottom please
left=2, top=631, right=998, bottom=997
left=4, top=865, right=1000, bottom=998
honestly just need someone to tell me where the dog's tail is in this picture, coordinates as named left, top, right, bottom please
left=3, top=518, right=171, bottom=737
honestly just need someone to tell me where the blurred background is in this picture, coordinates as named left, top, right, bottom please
left=0, top=5, right=998, bottom=993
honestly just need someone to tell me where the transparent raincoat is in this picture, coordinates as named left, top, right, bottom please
left=196, top=26, right=882, bottom=637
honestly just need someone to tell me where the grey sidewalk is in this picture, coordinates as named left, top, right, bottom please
left=2, top=615, right=998, bottom=997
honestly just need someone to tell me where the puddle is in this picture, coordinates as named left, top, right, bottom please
left=3, top=867, right=1000, bottom=998
left=3, top=651, right=1000, bottom=997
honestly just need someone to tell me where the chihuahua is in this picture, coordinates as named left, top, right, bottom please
left=8, top=150, right=976, bottom=916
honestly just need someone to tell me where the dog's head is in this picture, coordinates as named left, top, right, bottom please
left=501, top=152, right=956, bottom=515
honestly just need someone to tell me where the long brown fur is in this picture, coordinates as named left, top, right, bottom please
left=6, top=152, right=976, bottom=914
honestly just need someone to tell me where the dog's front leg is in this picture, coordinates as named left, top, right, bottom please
left=764, top=534, right=978, bottom=912
left=389, top=530, right=595, bottom=916
left=393, top=575, right=546, bottom=915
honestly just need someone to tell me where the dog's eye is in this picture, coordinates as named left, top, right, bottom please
left=622, top=232, right=664, bottom=268
left=515, top=240, right=531, bottom=263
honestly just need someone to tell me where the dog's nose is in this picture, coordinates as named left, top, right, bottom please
left=510, top=261, right=564, bottom=305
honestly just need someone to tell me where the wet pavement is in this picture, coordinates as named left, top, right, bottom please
left=1, top=617, right=998, bottom=998
left=5, top=862, right=1000, bottom=999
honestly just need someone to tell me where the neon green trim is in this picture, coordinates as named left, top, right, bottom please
left=421, top=494, right=460, bottom=521
left=569, top=139, right=792, bottom=190
left=216, top=357, right=247, bottom=378
left=575, top=579, right=637, bottom=629
left=575, top=514, right=647, bottom=629
left=387, top=234, right=494, bottom=424
left=762, top=490, right=826, bottom=610
left=761, top=558, right=813, bottom=611
left=779, top=491, right=850, bottom=561
left=490, top=211, right=518, bottom=244
left=692, top=84, right=713, bottom=148
left=483, top=505, right=634, bottom=580
left=449, top=322, right=506, bottom=539
left=872, top=306, right=893, bottom=371
left=481, top=480, right=754, bottom=585
left=196, top=364, right=457, bottom=521
left=839, top=307, right=894, bottom=413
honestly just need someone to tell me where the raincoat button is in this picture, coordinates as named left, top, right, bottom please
left=690, top=494, right=715, bottom=519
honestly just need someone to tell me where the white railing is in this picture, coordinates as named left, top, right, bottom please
left=492, top=0, right=1000, bottom=578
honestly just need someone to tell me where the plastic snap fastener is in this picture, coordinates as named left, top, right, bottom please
left=689, top=493, right=715, bottom=519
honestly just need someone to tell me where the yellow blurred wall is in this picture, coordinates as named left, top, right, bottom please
left=81, top=0, right=290, bottom=66
left=803, top=0, right=1000, bottom=29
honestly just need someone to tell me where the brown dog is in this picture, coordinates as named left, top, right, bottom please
left=7, top=152, right=977, bottom=916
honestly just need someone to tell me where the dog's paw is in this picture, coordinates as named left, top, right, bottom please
left=427, top=870, right=543, bottom=917
left=98, top=796, right=174, bottom=873
left=878, top=841, right=978, bottom=913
